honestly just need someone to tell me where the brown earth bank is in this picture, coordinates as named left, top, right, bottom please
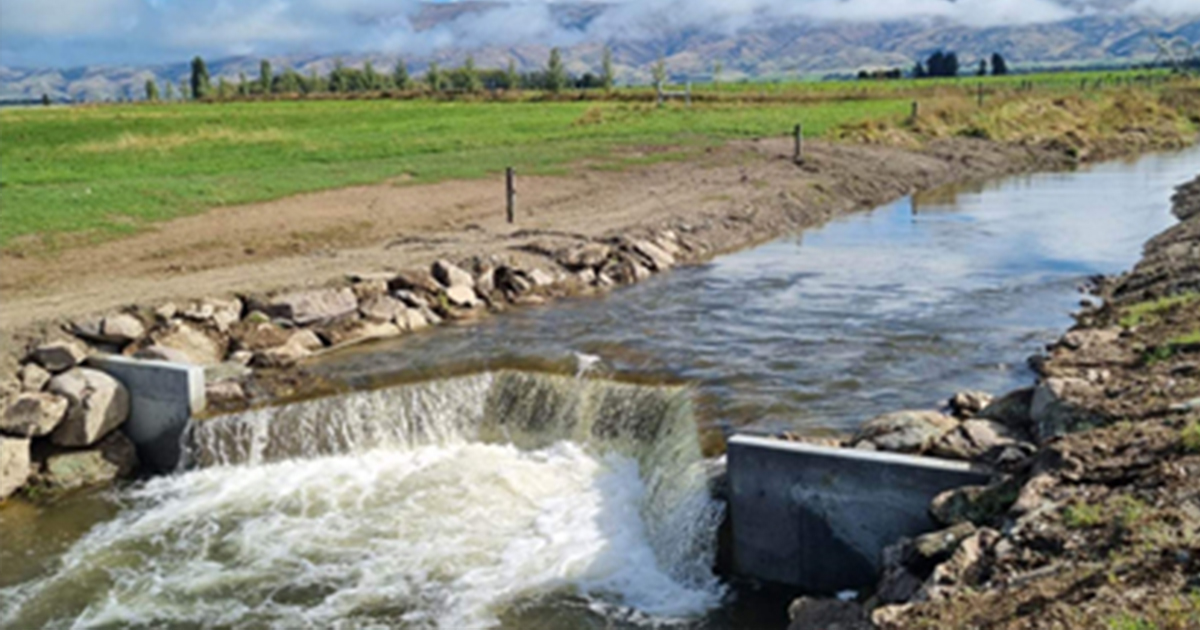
left=784, top=173, right=1200, bottom=629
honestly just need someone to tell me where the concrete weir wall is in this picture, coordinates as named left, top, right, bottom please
left=727, top=434, right=993, bottom=593
left=87, top=355, right=205, bottom=473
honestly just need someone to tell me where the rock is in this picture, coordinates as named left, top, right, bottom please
left=1, top=393, right=68, bottom=437
left=1010, top=473, right=1058, bottom=516
left=871, top=604, right=914, bottom=629
left=978, top=387, right=1035, bottom=428
left=359, top=295, right=408, bottom=322
left=181, top=297, right=241, bottom=331
left=18, top=363, right=51, bottom=392
left=600, top=255, right=652, bottom=285
left=786, top=597, right=870, bottom=630
left=929, top=419, right=1032, bottom=461
left=206, top=380, right=247, bottom=407
left=495, top=266, right=534, bottom=295
left=444, top=285, right=480, bottom=308
left=629, top=238, right=675, bottom=271
left=909, top=522, right=977, bottom=574
left=253, top=330, right=325, bottom=368
left=1030, top=378, right=1104, bottom=443
left=432, top=259, right=475, bottom=289
left=877, top=539, right=924, bottom=604
left=232, top=321, right=293, bottom=352
left=31, top=339, right=88, bottom=373
left=394, top=290, right=430, bottom=310
left=922, top=528, right=998, bottom=601
left=1058, top=327, right=1121, bottom=351
left=527, top=268, right=556, bottom=287
left=398, top=308, right=430, bottom=332
left=153, top=321, right=226, bottom=365
left=0, top=436, right=31, bottom=500
left=851, top=410, right=959, bottom=454
left=204, top=361, right=252, bottom=383
left=134, top=345, right=195, bottom=364
left=930, top=477, right=1021, bottom=527
left=261, top=288, right=358, bottom=326
left=389, top=269, right=443, bottom=295
left=154, top=302, right=178, bottom=321
left=48, top=368, right=131, bottom=447
left=557, top=243, right=612, bottom=270
left=101, top=313, right=146, bottom=344
left=350, top=279, right=389, bottom=302
left=43, top=432, right=139, bottom=490
left=949, top=391, right=993, bottom=419
left=319, top=320, right=402, bottom=348
left=474, top=266, right=497, bottom=296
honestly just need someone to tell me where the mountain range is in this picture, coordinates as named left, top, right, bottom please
left=2, top=2, right=1197, bottom=102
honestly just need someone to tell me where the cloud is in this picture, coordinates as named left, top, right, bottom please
left=1, top=0, right=1197, bottom=68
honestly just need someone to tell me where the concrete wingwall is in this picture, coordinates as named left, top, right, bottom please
left=87, top=355, right=205, bottom=473
left=727, top=434, right=993, bottom=594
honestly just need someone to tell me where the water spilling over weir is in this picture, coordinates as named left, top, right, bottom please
left=0, top=371, right=726, bottom=629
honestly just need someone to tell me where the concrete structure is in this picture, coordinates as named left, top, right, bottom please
left=87, top=355, right=205, bottom=473
left=727, top=434, right=993, bottom=593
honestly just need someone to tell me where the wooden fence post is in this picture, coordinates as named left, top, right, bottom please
left=506, top=167, right=516, bottom=224
left=911, top=101, right=920, bottom=121
left=794, top=124, right=803, bottom=164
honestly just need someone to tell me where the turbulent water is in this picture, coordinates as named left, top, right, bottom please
left=0, top=373, right=725, bottom=629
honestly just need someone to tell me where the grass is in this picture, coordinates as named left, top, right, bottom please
left=0, top=98, right=907, bottom=248
left=1120, top=293, right=1200, bottom=328
left=1064, top=501, right=1105, bottom=529
left=1180, top=421, right=1200, bottom=454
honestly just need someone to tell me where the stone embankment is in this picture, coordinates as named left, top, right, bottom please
left=786, top=174, right=1200, bottom=629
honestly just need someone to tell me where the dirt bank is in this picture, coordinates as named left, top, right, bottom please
left=0, top=138, right=1062, bottom=368
left=858, top=174, right=1200, bottom=629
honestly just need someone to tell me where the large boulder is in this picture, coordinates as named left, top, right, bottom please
left=261, top=288, right=358, bottom=326
left=389, top=269, right=443, bottom=295
left=318, top=320, right=402, bottom=348
left=432, top=259, right=474, bottom=289
left=42, top=432, right=139, bottom=490
left=73, top=313, right=146, bottom=346
left=48, top=368, right=131, bottom=447
left=398, top=308, right=431, bottom=332
left=253, top=330, right=325, bottom=368
left=30, top=339, right=89, bottom=373
left=851, top=410, right=959, bottom=454
left=629, top=239, right=675, bottom=272
left=18, top=363, right=51, bottom=392
left=1030, top=378, right=1104, bottom=443
left=557, top=243, right=612, bottom=270
left=181, top=297, right=243, bottom=332
left=1, top=393, right=68, bottom=437
left=929, top=419, right=1033, bottom=461
left=948, top=391, right=993, bottom=419
left=977, top=387, right=1035, bottom=429
left=359, top=295, right=409, bottom=322
left=0, top=436, right=31, bottom=500
left=152, top=321, right=226, bottom=365
left=444, top=285, right=480, bottom=308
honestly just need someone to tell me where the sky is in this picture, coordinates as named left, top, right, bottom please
left=0, top=0, right=1195, bottom=69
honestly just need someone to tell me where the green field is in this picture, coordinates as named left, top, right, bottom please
left=0, top=98, right=912, bottom=248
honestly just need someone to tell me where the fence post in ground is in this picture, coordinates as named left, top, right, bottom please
left=656, top=81, right=664, bottom=108
left=506, top=167, right=516, bottom=224
left=686, top=81, right=692, bottom=107
left=911, top=101, right=920, bottom=122
left=793, top=124, right=804, bottom=164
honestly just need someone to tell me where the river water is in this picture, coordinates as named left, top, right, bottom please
left=1, top=146, right=1198, bottom=630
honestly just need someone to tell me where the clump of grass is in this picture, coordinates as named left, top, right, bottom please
left=1120, top=293, right=1200, bottom=328
left=1181, top=421, right=1200, bottom=454
left=1106, top=615, right=1159, bottom=630
left=1064, top=501, right=1105, bottom=529
left=1113, top=495, right=1148, bottom=529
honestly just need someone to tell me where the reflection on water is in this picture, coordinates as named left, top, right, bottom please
left=318, top=147, right=1200, bottom=436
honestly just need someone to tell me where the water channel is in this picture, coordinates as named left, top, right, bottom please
left=2, top=146, right=1197, bottom=629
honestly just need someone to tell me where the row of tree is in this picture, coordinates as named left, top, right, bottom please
left=913, top=51, right=1009, bottom=78
left=154, top=48, right=620, bottom=101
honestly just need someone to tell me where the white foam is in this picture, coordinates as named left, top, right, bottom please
left=1, top=442, right=724, bottom=629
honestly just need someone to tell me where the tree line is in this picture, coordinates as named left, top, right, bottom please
left=150, top=47, right=619, bottom=101
left=859, top=51, right=1010, bottom=81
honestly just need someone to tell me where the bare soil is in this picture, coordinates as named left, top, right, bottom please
left=0, top=138, right=1059, bottom=371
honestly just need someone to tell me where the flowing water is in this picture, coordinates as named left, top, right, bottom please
left=2, top=146, right=1198, bottom=629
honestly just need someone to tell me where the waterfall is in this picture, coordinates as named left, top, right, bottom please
left=1, top=370, right=726, bottom=630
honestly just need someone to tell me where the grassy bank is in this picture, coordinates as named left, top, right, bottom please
left=1, top=71, right=1195, bottom=250
left=0, top=98, right=906, bottom=248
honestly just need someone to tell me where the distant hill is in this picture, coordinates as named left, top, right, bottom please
left=2, top=3, right=1197, bottom=102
